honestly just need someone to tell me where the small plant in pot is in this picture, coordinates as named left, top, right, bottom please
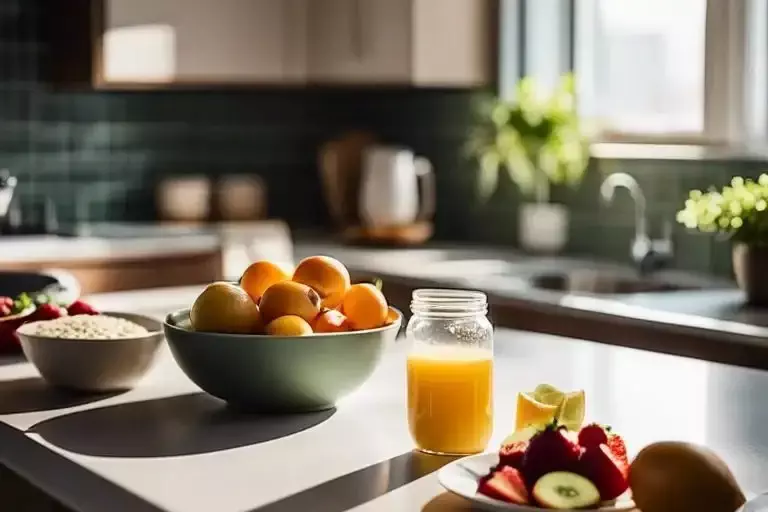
left=677, top=175, right=768, bottom=305
left=467, top=73, right=591, bottom=253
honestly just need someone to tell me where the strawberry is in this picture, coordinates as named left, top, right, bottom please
left=578, top=423, right=609, bottom=448
left=578, top=424, right=629, bottom=467
left=0, top=304, right=10, bottom=317
left=30, top=303, right=67, bottom=322
left=478, top=466, right=529, bottom=504
left=578, top=444, right=629, bottom=500
left=499, top=441, right=528, bottom=470
left=521, top=421, right=582, bottom=488
left=607, top=433, right=629, bottom=467
left=67, top=300, right=98, bottom=316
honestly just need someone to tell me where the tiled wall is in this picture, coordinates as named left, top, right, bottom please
left=460, top=157, right=768, bottom=278
left=1, top=0, right=765, bottom=278
left=0, top=0, right=475, bottom=228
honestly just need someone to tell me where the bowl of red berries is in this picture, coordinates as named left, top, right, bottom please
left=0, top=294, right=97, bottom=353
left=0, top=270, right=82, bottom=353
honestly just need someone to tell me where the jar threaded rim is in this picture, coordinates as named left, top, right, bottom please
left=410, top=288, right=488, bottom=316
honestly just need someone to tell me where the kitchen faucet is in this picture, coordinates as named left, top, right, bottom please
left=600, top=172, right=673, bottom=274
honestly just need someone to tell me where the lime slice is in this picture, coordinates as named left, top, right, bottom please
left=533, top=383, right=561, bottom=398
left=534, top=384, right=566, bottom=407
left=557, top=389, right=586, bottom=431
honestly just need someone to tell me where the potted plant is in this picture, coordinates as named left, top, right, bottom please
left=468, top=73, right=591, bottom=253
left=677, top=175, right=768, bottom=305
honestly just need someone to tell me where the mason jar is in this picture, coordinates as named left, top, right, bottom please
left=405, top=289, right=494, bottom=455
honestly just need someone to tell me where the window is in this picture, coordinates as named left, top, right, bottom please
left=501, top=0, right=767, bottom=144
left=577, top=0, right=707, bottom=135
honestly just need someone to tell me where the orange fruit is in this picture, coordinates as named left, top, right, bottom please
left=384, top=307, right=399, bottom=325
left=240, top=260, right=291, bottom=302
left=259, top=281, right=322, bottom=324
left=190, top=282, right=261, bottom=334
left=265, top=315, right=313, bottom=336
left=292, top=256, right=351, bottom=309
left=341, top=283, right=388, bottom=330
left=313, top=309, right=351, bottom=333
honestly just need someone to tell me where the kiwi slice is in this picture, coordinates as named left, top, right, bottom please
left=532, top=472, right=601, bottom=509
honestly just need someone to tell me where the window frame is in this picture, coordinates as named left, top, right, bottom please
left=499, top=0, right=765, bottom=146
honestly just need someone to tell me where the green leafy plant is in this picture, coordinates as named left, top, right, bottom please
left=677, top=175, right=768, bottom=244
left=12, top=293, right=33, bottom=315
left=467, top=73, right=591, bottom=203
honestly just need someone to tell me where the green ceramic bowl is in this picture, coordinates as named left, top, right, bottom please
left=163, top=309, right=402, bottom=412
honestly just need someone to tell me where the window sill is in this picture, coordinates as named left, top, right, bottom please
left=591, top=142, right=768, bottom=163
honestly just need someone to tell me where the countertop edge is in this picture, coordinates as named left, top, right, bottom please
left=0, top=235, right=222, bottom=264
left=0, top=423, right=165, bottom=512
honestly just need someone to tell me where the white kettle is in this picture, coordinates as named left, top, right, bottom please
left=358, top=146, right=435, bottom=228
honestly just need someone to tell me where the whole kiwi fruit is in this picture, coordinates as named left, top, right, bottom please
left=629, top=441, right=746, bottom=512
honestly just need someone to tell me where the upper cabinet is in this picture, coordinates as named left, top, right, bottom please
left=307, top=0, right=413, bottom=84
left=49, top=0, right=307, bottom=87
left=101, top=0, right=306, bottom=85
left=307, top=0, right=494, bottom=86
left=47, top=0, right=493, bottom=89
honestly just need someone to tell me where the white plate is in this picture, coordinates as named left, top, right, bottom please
left=437, top=452, right=636, bottom=511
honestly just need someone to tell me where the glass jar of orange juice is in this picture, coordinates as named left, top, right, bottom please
left=406, top=289, right=493, bottom=456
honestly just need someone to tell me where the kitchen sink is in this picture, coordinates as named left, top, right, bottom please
left=419, top=258, right=725, bottom=296
left=529, top=270, right=706, bottom=295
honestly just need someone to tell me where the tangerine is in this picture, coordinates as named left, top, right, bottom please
left=259, top=281, right=322, bottom=324
left=313, top=309, right=351, bottom=333
left=240, top=260, right=291, bottom=302
left=190, top=282, right=261, bottom=334
left=292, top=256, right=350, bottom=309
left=341, top=283, right=388, bottom=330
left=265, top=315, right=313, bottom=336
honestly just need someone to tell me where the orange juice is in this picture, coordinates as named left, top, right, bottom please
left=407, top=345, right=493, bottom=455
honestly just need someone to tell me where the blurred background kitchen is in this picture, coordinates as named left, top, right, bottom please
left=1, top=0, right=767, bottom=297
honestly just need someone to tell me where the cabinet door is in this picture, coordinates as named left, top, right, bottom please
left=411, top=0, right=492, bottom=86
left=101, top=0, right=306, bottom=85
left=307, top=0, right=411, bottom=84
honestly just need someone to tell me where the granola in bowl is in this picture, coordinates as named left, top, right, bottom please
left=19, top=314, right=150, bottom=340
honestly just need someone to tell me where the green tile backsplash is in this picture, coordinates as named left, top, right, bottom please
left=2, top=0, right=766, bottom=279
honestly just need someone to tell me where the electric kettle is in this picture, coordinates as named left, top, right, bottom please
left=358, top=146, right=435, bottom=228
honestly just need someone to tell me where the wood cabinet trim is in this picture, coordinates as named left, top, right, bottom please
left=0, top=250, right=224, bottom=295
left=0, top=251, right=220, bottom=271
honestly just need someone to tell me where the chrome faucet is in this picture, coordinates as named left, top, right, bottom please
left=600, top=172, right=673, bottom=274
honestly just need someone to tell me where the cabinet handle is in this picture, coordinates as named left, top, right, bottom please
left=281, top=0, right=291, bottom=77
left=350, top=0, right=364, bottom=61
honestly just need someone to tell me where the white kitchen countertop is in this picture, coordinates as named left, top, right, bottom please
left=0, top=220, right=294, bottom=266
left=0, top=235, right=221, bottom=263
left=0, top=286, right=767, bottom=511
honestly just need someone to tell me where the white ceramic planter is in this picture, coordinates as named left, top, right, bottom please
left=518, top=202, right=569, bottom=254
